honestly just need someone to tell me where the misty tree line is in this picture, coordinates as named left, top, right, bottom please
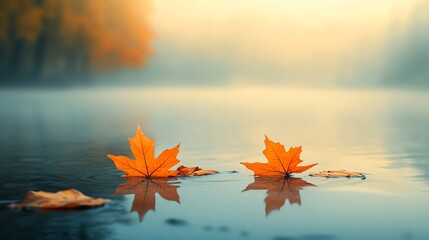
left=0, top=0, right=152, bottom=85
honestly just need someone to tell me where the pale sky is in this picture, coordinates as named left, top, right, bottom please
left=131, top=0, right=429, bottom=87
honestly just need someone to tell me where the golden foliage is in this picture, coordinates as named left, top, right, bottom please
left=0, top=0, right=153, bottom=79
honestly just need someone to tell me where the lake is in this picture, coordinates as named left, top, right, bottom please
left=1, top=87, right=428, bottom=240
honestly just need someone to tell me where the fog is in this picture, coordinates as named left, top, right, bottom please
left=0, top=0, right=428, bottom=88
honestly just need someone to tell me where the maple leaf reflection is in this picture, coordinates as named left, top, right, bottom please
left=114, top=177, right=180, bottom=222
left=243, top=177, right=316, bottom=216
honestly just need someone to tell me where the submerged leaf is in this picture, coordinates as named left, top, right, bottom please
left=114, top=177, right=180, bottom=222
left=243, top=177, right=315, bottom=216
left=9, top=189, right=108, bottom=210
left=241, top=136, right=317, bottom=177
left=108, top=126, right=180, bottom=178
left=176, top=165, right=218, bottom=176
left=310, top=170, right=366, bottom=179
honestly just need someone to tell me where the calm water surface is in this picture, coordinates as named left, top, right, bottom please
left=1, top=87, right=428, bottom=240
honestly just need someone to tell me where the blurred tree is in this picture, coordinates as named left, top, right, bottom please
left=0, top=0, right=152, bottom=85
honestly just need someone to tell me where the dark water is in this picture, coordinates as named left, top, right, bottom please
left=1, top=87, right=428, bottom=240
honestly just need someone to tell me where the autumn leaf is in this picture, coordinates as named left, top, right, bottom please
left=243, top=177, right=315, bottom=216
left=241, top=136, right=317, bottom=177
left=114, top=177, right=180, bottom=222
left=176, top=165, right=218, bottom=176
left=9, top=189, right=108, bottom=210
left=107, top=126, right=180, bottom=178
left=310, top=170, right=366, bottom=179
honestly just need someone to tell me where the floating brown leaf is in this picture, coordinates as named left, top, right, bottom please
left=310, top=170, right=366, bottom=179
left=108, top=126, right=180, bottom=178
left=243, top=177, right=315, bottom=216
left=176, top=165, right=218, bottom=176
left=114, top=177, right=180, bottom=222
left=241, top=136, right=317, bottom=177
left=9, top=189, right=108, bottom=210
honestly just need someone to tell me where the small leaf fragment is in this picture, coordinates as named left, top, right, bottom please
left=176, top=165, right=218, bottom=176
left=9, top=189, right=109, bottom=210
left=310, top=170, right=366, bottom=179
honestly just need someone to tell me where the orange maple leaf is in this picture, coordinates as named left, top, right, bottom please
left=243, top=177, right=315, bottom=216
left=114, top=177, right=180, bottom=222
left=107, top=126, right=180, bottom=178
left=241, top=136, right=317, bottom=177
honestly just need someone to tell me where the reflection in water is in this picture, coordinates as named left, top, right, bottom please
left=114, top=177, right=180, bottom=222
left=243, top=177, right=315, bottom=216
left=385, top=99, right=429, bottom=182
left=0, top=199, right=127, bottom=240
left=273, top=234, right=336, bottom=240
